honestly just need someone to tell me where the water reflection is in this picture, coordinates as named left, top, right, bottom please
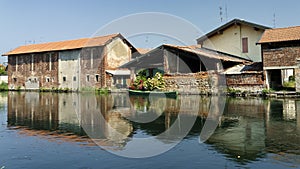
left=6, top=92, right=300, bottom=164
left=207, top=98, right=300, bottom=164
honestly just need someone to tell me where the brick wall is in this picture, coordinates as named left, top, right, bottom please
left=262, top=46, right=300, bottom=67
left=80, top=47, right=105, bottom=89
left=7, top=52, right=59, bottom=89
left=226, top=73, right=265, bottom=92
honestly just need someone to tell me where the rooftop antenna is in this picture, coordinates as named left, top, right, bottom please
left=273, top=13, right=276, bottom=28
left=219, top=6, right=223, bottom=22
left=225, top=0, right=228, bottom=22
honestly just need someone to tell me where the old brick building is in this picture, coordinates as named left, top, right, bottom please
left=3, top=33, right=138, bottom=91
left=258, top=26, right=300, bottom=90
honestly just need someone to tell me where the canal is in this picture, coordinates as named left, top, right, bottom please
left=0, top=92, right=299, bottom=168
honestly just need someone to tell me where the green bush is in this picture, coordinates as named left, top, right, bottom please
left=289, top=75, right=295, bottom=82
left=144, top=72, right=165, bottom=91
left=283, top=81, right=295, bottom=88
left=0, top=82, right=8, bottom=91
left=227, top=88, right=241, bottom=96
left=96, top=88, right=110, bottom=94
left=130, top=71, right=166, bottom=91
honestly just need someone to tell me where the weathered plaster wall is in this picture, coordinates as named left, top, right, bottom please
left=58, top=50, right=80, bottom=90
left=106, top=37, right=131, bottom=69
left=7, top=52, right=58, bottom=90
left=202, top=24, right=264, bottom=62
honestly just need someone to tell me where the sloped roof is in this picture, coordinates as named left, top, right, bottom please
left=106, top=69, right=130, bottom=76
left=258, top=26, right=300, bottom=43
left=197, top=18, right=270, bottom=43
left=224, top=62, right=263, bottom=74
left=136, top=48, right=151, bottom=54
left=3, top=33, right=126, bottom=56
left=120, top=44, right=250, bottom=69
left=163, top=44, right=250, bottom=63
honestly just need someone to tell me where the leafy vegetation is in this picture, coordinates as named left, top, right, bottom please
left=129, top=71, right=165, bottom=91
left=0, top=64, right=7, bottom=75
left=227, top=88, right=241, bottom=96
left=0, top=82, right=8, bottom=91
left=95, top=87, right=110, bottom=94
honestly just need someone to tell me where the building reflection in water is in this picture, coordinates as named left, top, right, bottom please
left=207, top=97, right=300, bottom=164
left=7, top=92, right=300, bottom=163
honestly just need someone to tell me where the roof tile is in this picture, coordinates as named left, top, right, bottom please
left=258, top=26, right=300, bottom=43
left=3, top=33, right=120, bottom=56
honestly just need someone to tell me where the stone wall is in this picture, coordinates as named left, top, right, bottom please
left=164, top=72, right=265, bottom=94
left=262, top=46, right=300, bottom=67
left=164, top=72, right=223, bottom=94
left=226, top=73, right=265, bottom=92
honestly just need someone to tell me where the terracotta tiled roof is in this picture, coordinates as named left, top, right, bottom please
left=258, top=26, right=300, bottom=43
left=3, top=33, right=120, bottom=56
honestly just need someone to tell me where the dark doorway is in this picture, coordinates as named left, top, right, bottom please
left=269, top=69, right=282, bottom=90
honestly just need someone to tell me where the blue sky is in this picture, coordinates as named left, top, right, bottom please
left=1, top=0, right=300, bottom=63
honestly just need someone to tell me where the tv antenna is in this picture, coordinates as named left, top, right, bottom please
left=273, top=13, right=276, bottom=28
left=219, top=6, right=223, bottom=22
left=219, top=0, right=228, bottom=23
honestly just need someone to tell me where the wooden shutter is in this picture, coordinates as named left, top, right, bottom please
left=242, top=37, right=248, bottom=53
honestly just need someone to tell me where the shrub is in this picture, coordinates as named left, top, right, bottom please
left=0, top=82, right=8, bottom=91
left=130, top=71, right=165, bottom=91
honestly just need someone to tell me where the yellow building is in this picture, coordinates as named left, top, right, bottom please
left=197, top=19, right=270, bottom=62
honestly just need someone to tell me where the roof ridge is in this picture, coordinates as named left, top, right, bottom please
left=266, top=25, right=300, bottom=31
left=3, top=33, right=121, bottom=56
left=18, top=33, right=120, bottom=48
left=197, top=18, right=270, bottom=42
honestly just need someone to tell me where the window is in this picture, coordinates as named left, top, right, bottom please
left=63, top=76, right=66, bottom=82
left=73, top=76, right=76, bottom=81
left=86, top=75, right=90, bottom=82
left=95, top=74, right=99, bottom=82
left=242, top=37, right=248, bottom=53
left=13, top=78, right=17, bottom=82
left=46, top=77, right=50, bottom=83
